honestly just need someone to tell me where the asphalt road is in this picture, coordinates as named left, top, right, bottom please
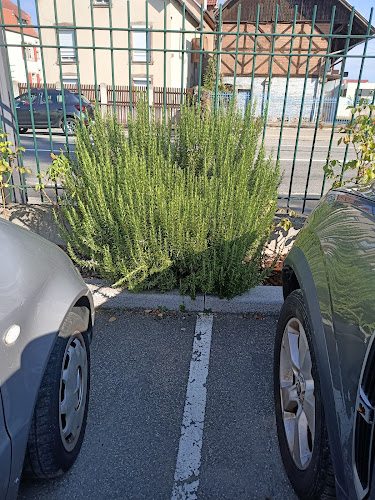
left=18, top=309, right=296, bottom=500
left=18, top=126, right=356, bottom=208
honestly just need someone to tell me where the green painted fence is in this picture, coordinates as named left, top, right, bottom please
left=0, top=1, right=374, bottom=213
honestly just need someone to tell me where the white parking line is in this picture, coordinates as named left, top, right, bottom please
left=171, top=313, right=214, bottom=500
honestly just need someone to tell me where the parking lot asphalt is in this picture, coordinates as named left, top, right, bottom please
left=18, top=309, right=296, bottom=500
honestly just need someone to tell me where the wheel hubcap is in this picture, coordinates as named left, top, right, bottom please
left=66, top=120, right=75, bottom=134
left=280, top=318, right=315, bottom=470
left=59, top=334, right=88, bottom=452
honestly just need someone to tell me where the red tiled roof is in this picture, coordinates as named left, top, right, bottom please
left=1, top=0, right=38, bottom=38
left=207, top=0, right=217, bottom=5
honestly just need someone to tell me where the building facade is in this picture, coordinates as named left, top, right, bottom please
left=36, top=0, right=214, bottom=92
left=1, top=0, right=42, bottom=86
left=218, top=0, right=374, bottom=102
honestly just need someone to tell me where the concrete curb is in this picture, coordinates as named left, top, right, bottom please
left=86, top=279, right=283, bottom=314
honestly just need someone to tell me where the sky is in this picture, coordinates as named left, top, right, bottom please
left=17, top=0, right=375, bottom=82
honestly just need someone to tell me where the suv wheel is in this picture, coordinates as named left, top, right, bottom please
left=62, top=118, right=76, bottom=136
left=274, top=289, right=336, bottom=499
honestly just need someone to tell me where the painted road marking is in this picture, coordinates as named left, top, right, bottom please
left=171, top=313, right=214, bottom=500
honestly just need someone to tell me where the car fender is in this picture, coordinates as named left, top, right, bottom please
left=0, top=220, right=94, bottom=499
left=285, top=244, right=349, bottom=498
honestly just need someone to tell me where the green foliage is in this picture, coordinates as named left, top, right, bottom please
left=324, top=98, right=375, bottom=188
left=0, top=130, right=30, bottom=219
left=202, top=54, right=227, bottom=93
left=42, top=100, right=279, bottom=299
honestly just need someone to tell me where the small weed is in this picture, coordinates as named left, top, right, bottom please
left=179, top=303, right=186, bottom=312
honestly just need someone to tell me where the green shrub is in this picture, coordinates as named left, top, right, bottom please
left=48, top=100, right=279, bottom=299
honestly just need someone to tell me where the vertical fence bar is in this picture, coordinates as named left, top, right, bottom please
left=53, top=0, right=70, bottom=151
left=146, top=1, right=150, bottom=110
left=16, top=0, right=41, bottom=200
left=180, top=2, right=186, bottom=105
left=214, top=5, right=222, bottom=111
left=276, top=5, right=298, bottom=162
left=108, top=0, right=116, bottom=113
left=71, top=0, right=83, bottom=118
left=262, top=4, right=279, bottom=142
left=232, top=4, right=242, bottom=103
left=287, top=5, right=317, bottom=207
left=340, top=7, right=373, bottom=182
left=302, top=5, right=336, bottom=212
left=35, top=0, right=55, bottom=199
left=197, top=4, right=204, bottom=104
left=321, top=7, right=355, bottom=196
left=0, top=1, right=27, bottom=201
left=249, top=5, right=260, bottom=105
left=89, top=0, right=99, bottom=103
left=163, top=1, right=167, bottom=117
left=127, top=0, right=133, bottom=114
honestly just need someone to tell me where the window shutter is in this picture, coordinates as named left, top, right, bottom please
left=133, top=26, right=150, bottom=62
left=59, top=30, right=76, bottom=61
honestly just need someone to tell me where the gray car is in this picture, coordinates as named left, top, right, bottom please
left=15, top=89, right=94, bottom=136
left=0, top=218, right=94, bottom=499
left=274, top=183, right=375, bottom=499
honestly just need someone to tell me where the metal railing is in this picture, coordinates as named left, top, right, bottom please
left=0, top=1, right=374, bottom=213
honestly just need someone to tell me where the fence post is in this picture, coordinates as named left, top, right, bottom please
left=100, top=83, right=107, bottom=116
left=0, top=29, right=25, bottom=205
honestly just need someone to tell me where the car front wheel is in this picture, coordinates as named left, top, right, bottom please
left=274, top=289, right=336, bottom=499
left=24, top=310, right=90, bottom=479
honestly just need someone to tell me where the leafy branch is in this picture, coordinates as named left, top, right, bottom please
left=0, top=131, right=30, bottom=219
left=324, top=98, right=375, bottom=188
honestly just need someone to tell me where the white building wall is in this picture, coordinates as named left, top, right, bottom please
left=6, top=30, right=43, bottom=89
left=222, top=76, right=319, bottom=99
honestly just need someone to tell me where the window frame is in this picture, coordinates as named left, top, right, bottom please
left=58, top=28, right=77, bottom=64
left=131, top=24, right=152, bottom=64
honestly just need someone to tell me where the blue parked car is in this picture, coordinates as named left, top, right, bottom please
left=15, top=89, right=94, bottom=136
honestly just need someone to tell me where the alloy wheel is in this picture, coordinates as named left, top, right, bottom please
left=279, top=317, right=315, bottom=470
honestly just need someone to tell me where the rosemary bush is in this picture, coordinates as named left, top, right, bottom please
left=51, top=100, right=279, bottom=298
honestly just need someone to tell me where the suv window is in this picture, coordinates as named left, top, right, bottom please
left=15, top=93, right=38, bottom=107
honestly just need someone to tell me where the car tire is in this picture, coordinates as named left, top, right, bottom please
left=62, top=118, right=76, bottom=136
left=23, top=310, right=90, bottom=479
left=274, top=289, right=336, bottom=499
left=19, top=127, right=28, bottom=134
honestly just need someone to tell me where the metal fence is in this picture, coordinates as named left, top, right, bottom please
left=0, top=1, right=374, bottom=213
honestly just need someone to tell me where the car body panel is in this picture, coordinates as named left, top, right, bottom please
left=0, top=219, right=94, bottom=499
left=284, top=188, right=375, bottom=499
left=0, top=391, right=11, bottom=497
left=284, top=244, right=349, bottom=498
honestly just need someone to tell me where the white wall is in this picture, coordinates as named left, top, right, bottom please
left=223, top=76, right=319, bottom=99
left=5, top=30, right=43, bottom=87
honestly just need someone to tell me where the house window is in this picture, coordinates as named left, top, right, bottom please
left=133, top=78, right=151, bottom=88
left=62, top=76, right=78, bottom=86
left=58, top=29, right=76, bottom=62
left=132, top=26, right=151, bottom=63
left=25, top=45, right=34, bottom=61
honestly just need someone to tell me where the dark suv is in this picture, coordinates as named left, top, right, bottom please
left=274, top=183, right=375, bottom=499
left=15, top=89, right=94, bottom=136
